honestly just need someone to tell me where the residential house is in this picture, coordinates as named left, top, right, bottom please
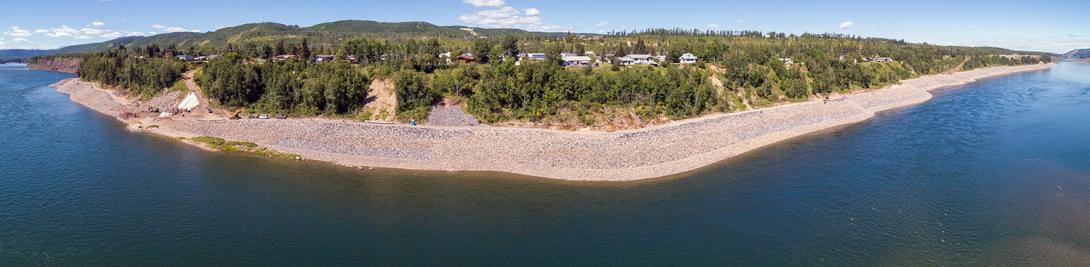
left=273, top=54, right=296, bottom=61
left=561, top=55, right=593, bottom=67
left=314, top=55, right=335, bottom=62
left=679, top=53, right=698, bottom=64
left=455, top=53, right=475, bottom=63
left=515, top=52, right=546, bottom=65
left=618, top=54, right=657, bottom=66
left=863, top=55, right=894, bottom=62
left=439, top=52, right=452, bottom=64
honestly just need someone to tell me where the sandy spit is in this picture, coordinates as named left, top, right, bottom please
left=51, top=63, right=1055, bottom=181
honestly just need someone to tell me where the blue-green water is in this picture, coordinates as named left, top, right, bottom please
left=2, top=63, right=1090, bottom=265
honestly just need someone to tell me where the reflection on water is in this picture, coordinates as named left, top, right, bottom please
left=1, top=63, right=1090, bottom=265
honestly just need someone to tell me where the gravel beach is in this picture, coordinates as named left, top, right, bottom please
left=51, top=63, right=1054, bottom=181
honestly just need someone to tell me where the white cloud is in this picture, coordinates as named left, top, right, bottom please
left=100, top=32, right=121, bottom=38
left=91, top=21, right=105, bottom=26
left=126, top=31, right=146, bottom=36
left=708, top=24, right=720, bottom=29
left=735, top=19, right=743, bottom=23
left=459, top=6, right=539, bottom=28
left=458, top=2, right=567, bottom=32
left=81, top=27, right=105, bottom=35
left=152, top=24, right=199, bottom=33
left=13, top=37, right=30, bottom=43
left=74, top=35, right=92, bottom=40
left=34, top=29, right=48, bottom=33
left=948, top=35, right=1090, bottom=54
left=463, top=0, right=504, bottom=7
left=3, top=26, right=32, bottom=37
left=838, top=21, right=854, bottom=30
left=45, top=25, right=80, bottom=37
left=595, top=21, right=609, bottom=28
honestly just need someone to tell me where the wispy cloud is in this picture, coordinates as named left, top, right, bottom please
left=949, top=35, right=1090, bottom=54
left=838, top=21, right=854, bottom=30
left=708, top=24, right=720, bottom=29
left=91, top=21, right=105, bottom=26
left=3, top=26, right=32, bottom=37
left=152, top=24, right=201, bottom=33
left=44, top=25, right=80, bottom=37
left=81, top=27, right=105, bottom=35
left=463, top=0, right=504, bottom=7
left=458, top=2, right=569, bottom=32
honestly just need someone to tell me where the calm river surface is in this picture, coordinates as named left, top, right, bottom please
left=2, top=63, right=1089, bottom=265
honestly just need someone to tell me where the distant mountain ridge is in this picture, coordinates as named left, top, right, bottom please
left=0, top=49, right=57, bottom=62
left=1062, top=49, right=1090, bottom=60
left=2, top=20, right=576, bottom=59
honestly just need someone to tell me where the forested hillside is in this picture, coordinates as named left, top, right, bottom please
left=46, top=21, right=1052, bottom=129
left=48, top=20, right=570, bottom=55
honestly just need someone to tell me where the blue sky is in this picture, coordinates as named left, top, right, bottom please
left=1, top=0, right=1087, bottom=53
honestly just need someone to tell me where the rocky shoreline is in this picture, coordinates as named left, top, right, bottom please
left=50, top=63, right=1055, bottom=181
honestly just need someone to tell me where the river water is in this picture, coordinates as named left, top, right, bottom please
left=2, top=63, right=1089, bottom=265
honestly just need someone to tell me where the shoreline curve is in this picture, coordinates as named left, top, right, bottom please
left=49, top=63, right=1055, bottom=181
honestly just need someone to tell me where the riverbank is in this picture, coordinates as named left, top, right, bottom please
left=51, top=63, right=1054, bottom=181
left=28, top=57, right=80, bottom=73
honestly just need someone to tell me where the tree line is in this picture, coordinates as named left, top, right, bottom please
left=76, top=49, right=186, bottom=98
left=70, top=29, right=1052, bottom=124
left=198, top=53, right=370, bottom=115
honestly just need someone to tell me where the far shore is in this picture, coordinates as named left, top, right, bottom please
left=50, top=63, right=1055, bottom=181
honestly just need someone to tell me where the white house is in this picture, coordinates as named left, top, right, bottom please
left=561, top=55, right=593, bottom=67
left=864, top=55, right=894, bottom=62
left=679, top=53, right=698, bottom=64
left=515, top=52, right=546, bottom=65
left=314, top=55, right=335, bottom=62
left=619, top=54, right=657, bottom=66
left=273, top=54, right=296, bottom=61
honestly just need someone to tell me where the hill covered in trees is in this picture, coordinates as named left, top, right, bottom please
left=40, top=20, right=573, bottom=56
left=45, top=20, right=1054, bottom=129
left=0, top=49, right=57, bottom=63
left=1062, top=49, right=1090, bottom=60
